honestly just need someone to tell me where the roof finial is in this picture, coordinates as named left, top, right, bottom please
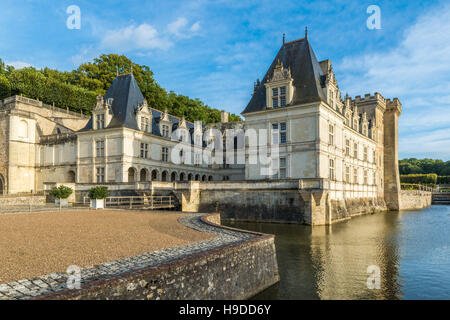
left=305, top=26, right=308, bottom=39
left=283, top=33, right=285, bottom=44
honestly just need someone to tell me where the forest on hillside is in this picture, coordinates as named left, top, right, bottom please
left=399, top=158, right=450, bottom=176
left=0, top=55, right=241, bottom=124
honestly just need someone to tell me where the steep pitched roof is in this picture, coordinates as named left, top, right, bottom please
left=242, top=37, right=327, bottom=114
left=105, top=73, right=144, bottom=130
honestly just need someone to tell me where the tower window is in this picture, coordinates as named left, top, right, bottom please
left=96, top=114, right=105, bottom=129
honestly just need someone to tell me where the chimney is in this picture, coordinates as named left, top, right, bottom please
left=220, top=111, right=229, bottom=123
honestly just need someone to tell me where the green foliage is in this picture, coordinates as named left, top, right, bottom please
left=400, top=174, right=437, bottom=185
left=0, top=54, right=242, bottom=123
left=437, top=176, right=450, bottom=184
left=88, top=186, right=109, bottom=199
left=50, top=185, right=73, bottom=199
left=399, top=158, right=450, bottom=175
left=0, top=74, right=11, bottom=100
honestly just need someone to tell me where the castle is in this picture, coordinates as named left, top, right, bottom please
left=0, top=34, right=403, bottom=224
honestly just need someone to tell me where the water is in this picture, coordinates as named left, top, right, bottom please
left=224, top=205, right=450, bottom=300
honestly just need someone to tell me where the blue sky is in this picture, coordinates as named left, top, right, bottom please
left=1, top=0, right=449, bottom=160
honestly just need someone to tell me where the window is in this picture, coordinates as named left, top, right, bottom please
left=141, top=117, right=150, bottom=133
left=272, top=122, right=287, bottom=145
left=96, top=114, right=105, bottom=129
left=345, top=139, right=350, bottom=156
left=140, top=143, right=148, bottom=158
left=280, top=87, right=286, bottom=106
left=364, top=147, right=368, bottom=162
left=353, top=167, right=358, bottom=184
left=373, top=151, right=376, bottom=164
left=329, top=159, right=335, bottom=180
left=162, top=125, right=169, bottom=138
left=373, top=171, right=377, bottom=185
left=96, top=140, right=104, bottom=157
left=328, top=124, right=334, bottom=145
left=280, top=122, right=287, bottom=144
left=364, top=170, right=368, bottom=185
left=271, top=86, right=287, bottom=107
left=96, top=167, right=105, bottom=183
left=354, top=143, right=358, bottom=159
left=353, top=119, right=358, bottom=131
left=363, top=125, right=368, bottom=136
left=194, top=153, right=201, bottom=167
left=280, top=157, right=286, bottom=179
left=345, top=166, right=350, bottom=183
left=161, top=147, right=169, bottom=162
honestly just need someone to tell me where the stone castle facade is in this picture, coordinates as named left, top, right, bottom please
left=0, top=34, right=403, bottom=224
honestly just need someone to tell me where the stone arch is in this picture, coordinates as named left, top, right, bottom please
left=161, top=170, right=168, bottom=182
left=195, top=174, right=200, bottom=181
left=179, top=172, right=186, bottom=181
left=171, top=171, right=177, bottom=182
left=208, top=175, right=213, bottom=181
left=67, top=170, right=76, bottom=183
left=202, top=175, right=207, bottom=181
left=187, top=173, right=193, bottom=181
left=151, top=169, right=159, bottom=181
left=0, top=174, right=5, bottom=195
left=140, top=168, right=148, bottom=182
left=128, top=167, right=137, bottom=182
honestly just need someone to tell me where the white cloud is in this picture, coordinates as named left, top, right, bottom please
left=167, top=17, right=201, bottom=38
left=337, top=2, right=450, bottom=160
left=100, top=23, right=173, bottom=52
left=6, top=61, right=33, bottom=69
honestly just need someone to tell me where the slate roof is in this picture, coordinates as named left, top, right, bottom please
left=242, top=37, right=327, bottom=115
left=80, top=73, right=195, bottom=135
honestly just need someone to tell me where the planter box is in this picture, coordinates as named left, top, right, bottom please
left=90, top=198, right=105, bottom=210
left=55, top=199, right=68, bottom=206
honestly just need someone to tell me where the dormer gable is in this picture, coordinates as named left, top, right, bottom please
left=264, top=59, right=294, bottom=109
left=92, top=95, right=113, bottom=130
left=136, top=99, right=152, bottom=133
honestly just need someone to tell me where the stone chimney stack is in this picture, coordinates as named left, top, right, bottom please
left=221, top=111, right=229, bottom=123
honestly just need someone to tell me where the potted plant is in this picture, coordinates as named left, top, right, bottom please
left=50, top=185, right=73, bottom=209
left=88, top=186, right=109, bottom=210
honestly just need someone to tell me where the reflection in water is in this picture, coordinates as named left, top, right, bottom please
left=224, top=206, right=450, bottom=300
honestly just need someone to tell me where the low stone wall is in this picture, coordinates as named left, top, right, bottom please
left=0, top=213, right=279, bottom=300
left=399, top=190, right=432, bottom=210
left=0, top=195, right=46, bottom=207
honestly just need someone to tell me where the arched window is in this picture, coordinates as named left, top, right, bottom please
left=67, top=170, right=76, bottom=183
left=188, top=173, right=193, bottom=181
left=161, top=171, right=168, bottom=182
left=140, top=169, right=147, bottom=182
left=195, top=174, right=200, bottom=181
left=180, top=172, right=185, bottom=181
left=202, top=175, right=206, bottom=181
left=0, top=174, right=5, bottom=195
left=128, top=167, right=136, bottom=182
left=151, top=169, right=158, bottom=181
left=208, top=176, right=213, bottom=181
left=171, top=172, right=177, bottom=182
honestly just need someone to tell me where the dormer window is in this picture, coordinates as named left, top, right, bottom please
left=162, top=124, right=170, bottom=138
left=271, top=86, right=287, bottom=108
left=96, top=114, right=105, bottom=129
left=141, top=117, right=150, bottom=133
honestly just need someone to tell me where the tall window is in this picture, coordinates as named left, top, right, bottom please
left=329, top=124, right=334, bottom=145
left=280, top=157, right=287, bottom=179
left=364, top=170, right=368, bottom=185
left=194, top=153, right=201, bottom=167
left=345, top=166, right=350, bottom=183
left=96, top=140, right=104, bottom=157
left=96, top=167, right=105, bottom=183
left=329, top=159, right=335, bottom=180
left=345, top=139, right=350, bottom=156
left=272, top=122, right=287, bottom=144
left=162, top=125, right=169, bottom=138
left=364, top=147, right=368, bottom=162
left=353, top=167, right=358, bottom=184
left=373, top=151, right=377, bottom=164
left=141, top=117, right=150, bottom=133
left=161, top=147, right=169, bottom=162
left=140, top=143, right=148, bottom=158
left=96, top=114, right=105, bottom=129
left=272, top=86, right=287, bottom=108
left=354, top=143, right=358, bottom=159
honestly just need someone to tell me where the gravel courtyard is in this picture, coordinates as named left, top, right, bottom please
left=0, top=210, right=214, bottom=283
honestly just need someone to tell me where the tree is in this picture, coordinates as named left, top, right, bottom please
left=0, top=75, right=11, bottom=99
left=88, top=186, right=109, bottom=199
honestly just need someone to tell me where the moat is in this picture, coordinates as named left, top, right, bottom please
left=224, top=205, right=450, bottom=300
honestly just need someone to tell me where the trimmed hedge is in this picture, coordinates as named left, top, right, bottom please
left=437, top=176, right=450, bottom=185
left=400, top=174, right=437, bottom=185
left=6, top=68, right=97, bottom=115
